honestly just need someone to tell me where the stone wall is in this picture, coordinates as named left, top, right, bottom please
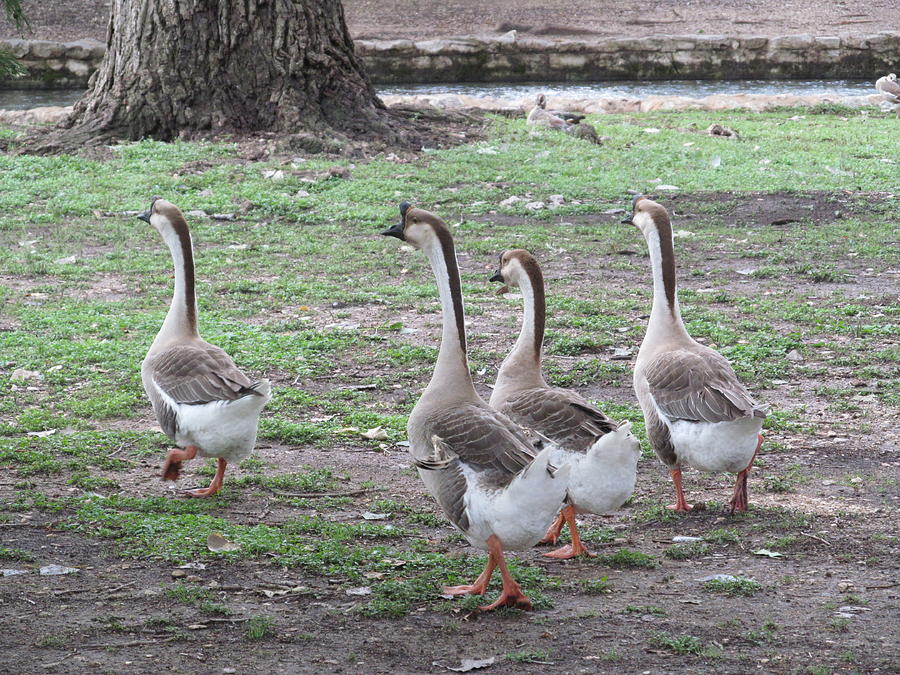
left=0, top=38, right=104, bottom=88
left=1, top=32, right=898, bottom=89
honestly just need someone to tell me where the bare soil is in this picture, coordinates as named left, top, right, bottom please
left=1, top=0, right=896, bottom=42
left=1, top=192, right=898, bottom=674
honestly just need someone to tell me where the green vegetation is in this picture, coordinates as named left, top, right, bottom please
left=703, top=577, right=763, bottom=597
left=597, top=548, right=658, bottom=569
left=649, top=631, right=706, bottom=655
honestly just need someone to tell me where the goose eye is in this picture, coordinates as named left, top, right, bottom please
left=411, top=217, right=418, bottom=223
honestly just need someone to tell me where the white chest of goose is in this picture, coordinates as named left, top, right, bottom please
left=488, top=249, right=639, bottom=558
left=382, top=203, right=569, bottom=611
left=139, top=198, right=271, bottom=498
left=623, top=197, right=766, bottom=513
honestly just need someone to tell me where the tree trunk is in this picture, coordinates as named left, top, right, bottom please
left=30, top=0, right=410, bottom=151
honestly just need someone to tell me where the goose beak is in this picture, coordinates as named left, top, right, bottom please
left=381, top=221, right=405, bottom=239
left=489, top=271, right=504, bottom=283
left=137, top=210, right=152, bottom=223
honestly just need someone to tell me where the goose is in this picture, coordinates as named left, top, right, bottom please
left=526, top=93, right=576, bottom=129
left=623, top=197, right=766, bottom=513
left=381, top=203, right=570, bottom=611
left=488, top=249, right=640, bottom=559
left=875, top=73, right=900, bottom=117
left=138, top=197, right=271, bottom=498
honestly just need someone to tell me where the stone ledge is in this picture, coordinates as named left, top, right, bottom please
left=0, top=92, right=886, bottom=127
left=1, top=32, right=897, bottom=88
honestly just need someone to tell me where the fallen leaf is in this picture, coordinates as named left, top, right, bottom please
left=362, top=512, right=390, bottom=520
left=752, top=548, right=784, bottom=558
left=27, top=429, right=57, bottom=437
left=345, top=586, right=371, bottom=596
left=207, top=533, right=240, bottom=552
left=444, top=657, right=496, bottom=672
left=361, top=427, right=388, bottom=441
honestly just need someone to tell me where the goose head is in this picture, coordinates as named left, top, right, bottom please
left=489, top=248, right=540, bottom=294
left=137, top=197, right=189, bottom=237
left=621, top=195, right=670, bottom=237
left=380, top=202, right=450, bottom=250
left=536, top=94, right=547, bottom=109
left=889, top=73, right=897, bottom=82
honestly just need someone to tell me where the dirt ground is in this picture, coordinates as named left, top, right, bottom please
left=0, top=0, right=896, bottom=42
left=1, top=190, right=898, bottom=674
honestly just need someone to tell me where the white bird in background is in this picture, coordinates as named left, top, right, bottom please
left=875, top=73, right=900, bottom=117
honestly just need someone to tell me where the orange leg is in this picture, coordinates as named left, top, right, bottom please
left=667, top=468, right=693, bottom=511
left=538, top=511, right=566, bottom=545
left=442, top=551, right=497, bottom=597
left=183, top=457, right=227, bottom=498
left=728, top=434, right=762, bottom=514
left=161, top=445, right=198, bottom=482
left=479, top=535, right=533, bottom=611
left=544, top=505, right=596, bottom=559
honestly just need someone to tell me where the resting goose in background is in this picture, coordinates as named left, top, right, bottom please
left=139, top=198, right=271, bottom=498
left=623, top=197, right=766, bottom=513
left=381, top=204, right=569, bottom=611
left=526, top=94, right=602, bottom=144
left=528, top=93, right=585, bottom=126
left=489, top=250, right=640, bottom=559
left=875, top=73, right=900, bottom=117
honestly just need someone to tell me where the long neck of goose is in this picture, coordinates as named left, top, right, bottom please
left=421, top=236, right=478, bottom=401
left=154, top=225, right=198, bottom=346
left=645, top=225, right=689, bottom=342
left=496, top=268, right=547, bottom=391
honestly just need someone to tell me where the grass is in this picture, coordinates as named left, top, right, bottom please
left=648, top=631, right=706, bottom=655
left=703, top=578, right=763, bottom=597
left=596, top=548, right=658, bottom=569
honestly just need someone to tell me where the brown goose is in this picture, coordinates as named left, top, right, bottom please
left=488, top=249, right=639, bottom=559
left=623, top=197, right=766, bottom=513
left=875, top=73, right=900, bottom=117
left=381, top=203, right=569, bottom=611
left=138, top=198, right=270, bottom=498
left=526, top=93, right=576, bottom=129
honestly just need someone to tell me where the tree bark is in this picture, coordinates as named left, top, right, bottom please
left=29, top=0, right=410, bottom=151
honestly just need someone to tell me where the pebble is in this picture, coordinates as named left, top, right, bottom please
left=171, top=569, right=188, bottom=579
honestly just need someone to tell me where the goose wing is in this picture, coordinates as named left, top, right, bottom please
left=414, top=404, right=540, bottom=532
left=500, top=387, right=617, bottom=452
left=643, top=348, right=765, bottom=424
left=145, top=342, right=260, bottom=437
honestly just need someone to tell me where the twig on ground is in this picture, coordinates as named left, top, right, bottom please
left=274, top=488, right=372, bottom=498
left=800, top=532, right=832, bottom=546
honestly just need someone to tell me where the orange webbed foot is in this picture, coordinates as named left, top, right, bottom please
left=543, top=543, right=596, bottom=560
left=479, top=589, right=533, bottom=612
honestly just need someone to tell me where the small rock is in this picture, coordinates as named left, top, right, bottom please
left=345, top=586, right=371, bottom=596
left=1, top=569, right=27, bottom=576
left=499, top=196, right=523, bottom=207
left=524, top=201, right=545, bottom=211
left=837, top=581, right=855, bottom=593
left=295, top=190, right=310, bottom=198
left=211, top=213, right=236, bottom=221
left=610, top=347, right=633, bottom=361
left=171, top=569, right=188, bottom=579
left=11, top=368, right=43, bottom=382
left=657, top=184, right=680, bottom=191
left=672, top=536, right=703, bottom=543
left=263, top=169, right=284, bottom=180
left=185, top=210, right=207, bottom=218
left=39, top=565, right=79, bottom=576
left=327, top=167, right=351, bottom=179
left=55, top=255, right=77, bottom=265
left=644, top=128, right=661, bottom=134
left=548, top=194, right=565, bottom=205
left=785, top=349, right=804, bottom=362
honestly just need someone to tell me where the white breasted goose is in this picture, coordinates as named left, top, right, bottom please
left=623, top=197, right=766, bottom=513
left=381, top=203, right=569, bottom=611
left=875, top=73, right=900, bottom=117
left=138, top=198, right=271, bottom=498
left=488, top=249, right=640, bottom=559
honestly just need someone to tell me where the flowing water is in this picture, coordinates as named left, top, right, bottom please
left=0, top=79, right=874, bottom=110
